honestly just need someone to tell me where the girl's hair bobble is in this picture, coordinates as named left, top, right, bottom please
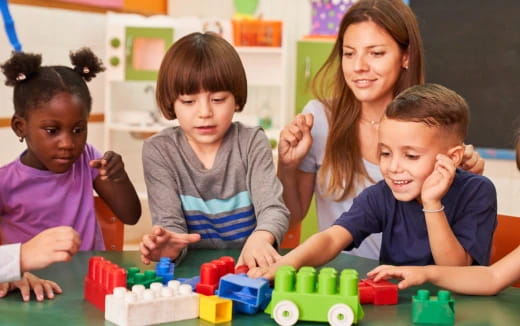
left=15, top=72, right=26, bottom=81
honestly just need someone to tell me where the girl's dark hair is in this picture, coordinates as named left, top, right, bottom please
left=1, top=47, right=105, bottom=117
left=156, top=32, right=247, bottom=120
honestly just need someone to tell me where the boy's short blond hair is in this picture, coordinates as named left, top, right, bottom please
left=385, top=83, right=469, bottom=143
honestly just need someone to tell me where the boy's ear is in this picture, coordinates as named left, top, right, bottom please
left=11, top=114, right=26, bottom=138
left=447, top=145, right=465, bottom=166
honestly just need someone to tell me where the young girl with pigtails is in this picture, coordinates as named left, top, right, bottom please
left=0, top=48, right=141, bottom=301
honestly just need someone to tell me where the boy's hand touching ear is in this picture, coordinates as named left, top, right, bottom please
left=90, top=151, right=128, bottom=182
left=421, top=154, right=457, bottom=206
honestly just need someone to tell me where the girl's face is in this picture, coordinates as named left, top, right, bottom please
left=14, top=92, right=89, bottom=173
left=342, top=20, right=409, bottom=109
left=174, top=90, right=237, bottom=152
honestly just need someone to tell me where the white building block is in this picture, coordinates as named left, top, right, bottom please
left=105, top=280, right=199, bottom=326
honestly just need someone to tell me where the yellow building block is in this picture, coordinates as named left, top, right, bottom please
left=199, top=295, right=232, bottom=323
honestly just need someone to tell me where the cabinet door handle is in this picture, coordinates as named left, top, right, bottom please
left=125, top=36, right=133, bottom=67
left=304, top=56, right=311, bottom=90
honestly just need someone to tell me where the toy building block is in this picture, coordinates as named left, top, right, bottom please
left=266, top=266, right=364, bottom=326
left=358, top=279, right=398, bottom=305
left=105, top=280, right=199, bottom=326
left=178, top=275, right=201, bottom=290
left=235, top=265, right=249, bottom=274
left=196, top=256, right=235, bottom=296
left=216, top=273, right=271, bottom=314
left=155, top=257, right=175, bottom=284
left=412, top=289, right=455, bottom=325
left=84, top=256, right=127, bottom=311
left=127, top=267, right=163, bottom=289
left=199, top=295, right=233, bottom=323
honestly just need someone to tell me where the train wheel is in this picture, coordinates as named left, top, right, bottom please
left=328, top=303, right=354, bottom=326
left=273, top=300, right=299, bottom=326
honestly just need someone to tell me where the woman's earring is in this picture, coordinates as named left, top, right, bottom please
left=19, top=136, right=24, bottom=143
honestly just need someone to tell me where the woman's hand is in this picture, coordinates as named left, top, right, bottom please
left=459, top=144, right=485, bottom=174
left=278, top=113, right=314, bottom=169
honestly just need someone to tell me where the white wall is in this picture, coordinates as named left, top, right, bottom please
left=0, top=4, right=150, bottom=246
left=0, top=4, right=106, bottom=163
left=0, top=2, right=519, bottom=250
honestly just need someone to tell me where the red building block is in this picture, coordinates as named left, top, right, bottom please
left=235, top=265, right=249, bottom=274
left=358, top=279, right=398, bottom=305
left=84, top=256, right=127, bottom=311
left=195, top=256, right=235, bottom=296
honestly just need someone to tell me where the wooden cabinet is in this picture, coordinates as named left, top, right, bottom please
left=292, top=38, right=335, bottom=243
left=294, top=39, right=334, bottom=114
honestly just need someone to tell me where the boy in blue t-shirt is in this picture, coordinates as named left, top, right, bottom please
left=249, top=83, right=497, bottom=280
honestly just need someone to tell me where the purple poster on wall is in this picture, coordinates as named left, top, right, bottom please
left=310, top=0, right=355, bottom=36
left=311, top=0, right=411, bottom=36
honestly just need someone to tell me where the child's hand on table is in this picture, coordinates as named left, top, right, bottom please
left=247, top=262, right=280, bottom=281
left=0, top=272, right=62, bottom=302
left=367, top=264, right=430, bottom=289
left=237, top=230, right=281, bottom=270
left=139, top=226, right=200, bottom=264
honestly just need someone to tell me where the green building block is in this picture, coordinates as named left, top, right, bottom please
left=266, top=266, right=364, bottom=326
left=412, top=289, right=455, bottom=324
left=126, top=267, right=163, bottom=289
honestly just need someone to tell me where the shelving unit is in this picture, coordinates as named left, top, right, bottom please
left=103, top=14, right=290, bottom=198
left=231, top=43, right=289, bottom=143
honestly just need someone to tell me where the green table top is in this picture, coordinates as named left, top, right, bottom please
left=1, top=249, right=519, bottom=325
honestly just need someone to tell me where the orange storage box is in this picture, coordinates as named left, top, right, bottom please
left=232, top=19, right=282, bottom=47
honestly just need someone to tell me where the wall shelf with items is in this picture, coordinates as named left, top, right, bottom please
left=104, top=13, right=290, bottom=197
left=233, top=39, right=289, bottom=149
left=104, top=13, right=179, bottom=198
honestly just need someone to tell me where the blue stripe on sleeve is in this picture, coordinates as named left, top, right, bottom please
left=186, top=209, right=255, bottom=224
left=197, top=228, right=254, bottom=241
left=181, top=191, right=252, bottom=214
left=188, top=219, right=255, bottom=233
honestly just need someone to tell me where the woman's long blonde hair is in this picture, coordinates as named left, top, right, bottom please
left=313, top=0, right=425, bottom=201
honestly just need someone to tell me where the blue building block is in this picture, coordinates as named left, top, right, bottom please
left=177, top=275, right=200, bottom=291
left=155, top=257, right=175, bottom=284
left=216, top=273, right=271, bottom=314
